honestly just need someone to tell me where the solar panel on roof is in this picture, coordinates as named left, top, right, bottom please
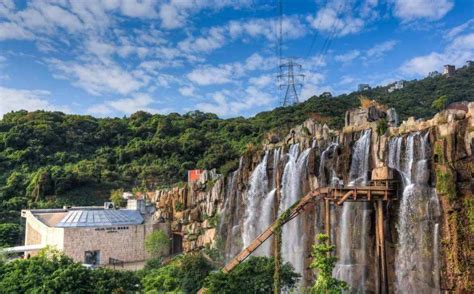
left=55, top=209, right=143, bottom=228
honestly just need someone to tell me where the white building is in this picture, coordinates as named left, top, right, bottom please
left=19, top=200, right=157, bottom=266
left=388, top=80, right=405, bottom=93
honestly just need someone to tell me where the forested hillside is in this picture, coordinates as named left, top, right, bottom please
left=0, top=65, right=473, bottom=247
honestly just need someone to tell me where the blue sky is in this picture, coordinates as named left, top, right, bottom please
left=0, top=0, right=473, bottom=118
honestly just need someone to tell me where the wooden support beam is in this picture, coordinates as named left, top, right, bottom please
left=325, top=198, right=330, bottom=245
left=376, top=199, right=389, bottom=294
left=336, top=190, right=354, bottom=205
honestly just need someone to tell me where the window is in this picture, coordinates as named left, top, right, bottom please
left=84, top=250, right=100, bottom=265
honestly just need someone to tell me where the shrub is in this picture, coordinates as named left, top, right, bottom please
left=309, top=234, right=348, bottom=293
left=145, top=230, right=170, bottom=258
left=204, top=256, right=299, bottom=293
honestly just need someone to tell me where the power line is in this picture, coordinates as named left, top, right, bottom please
left=305, top=0, right=326, bottom=59
left=314, top=3, right=344, bottom=64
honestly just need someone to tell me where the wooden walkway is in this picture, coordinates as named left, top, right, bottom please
left=199, top=182, right=398, bottom=294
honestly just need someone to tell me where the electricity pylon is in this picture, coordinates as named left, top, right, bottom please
left=278, top=58, right=304, bottom=106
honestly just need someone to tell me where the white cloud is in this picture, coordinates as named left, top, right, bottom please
left=401, top=32, right=474, bottom=76
left=158, top=3, right=187, bottom=29
left=196, top=86, right=273, bottom=117
left=0, top=22, right=34, bottom=40
left=178, top=27, right=226, bottom=53
left=334, top=40, right=397, bottom=64
left=307, top=7, right=364, bottom=37
left=178, top=16, right=306, bottom=55
left=249, top=74, right=273, bottom=88
left=299, top=72, right=326, bottom=101
left=366, top=40, right=398, bottom=58
left=178, top=86, right=196, bottom=97
left=339, top=75, right=355, bottom=85
left=391, top=0, right=454, bottom=22
left=0, top=86, right=69, bottom=116
left=446, top=18, right=474, bottom=40
left=48, top=59, right=146, bottom=95
left=187, top=53, right=277, bottom=86
left=306, top=0, right=380, bottom=38
left=187, top=65, right=235, bottom=86
left=157, top=0, right=252, bottom=30
left=335, top=50, right=360, bottom=62
left=117, top=0, right=158, bottom=18
left=87, top=93, right=160, bottom=116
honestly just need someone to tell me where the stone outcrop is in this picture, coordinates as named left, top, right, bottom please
left=149, top=101, right=473, bottom=292
left=150, top=170, right=225, bottom=252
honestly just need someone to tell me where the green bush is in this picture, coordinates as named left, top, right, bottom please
left=145, top=230, right=170, bottom=258
left=142, top=254, right=214, bottom=293
left=204, top=256, right=300, bottom=293
left=376, top=118, right=388, bottom=136
left=0, top=248, right=140, bottom=293
left=0, top=223, right=23, bottom=247
left=310, top=234, right=347, bottom=294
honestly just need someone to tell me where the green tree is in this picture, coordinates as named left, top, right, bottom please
left=310, top=234, right=348, bottom=294
left=141, top=254, right=214, bottom=293
left=179, top=254, right=214, bottom=293
left=110, top=188, right=124, bottom=208
left=0, top=223, right=22, bottom=247
left=431, top=95, right=449, bottom=111
left=0, top=247, right=140, bottom=293
left=204, top=256, right=300, bottom=293
left=145, top=230, right=170, bottom=259
left=142, top=262, right=181, bottom=293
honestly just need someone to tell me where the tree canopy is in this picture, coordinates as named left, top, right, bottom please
left=0, top=65, right=473, bottom=247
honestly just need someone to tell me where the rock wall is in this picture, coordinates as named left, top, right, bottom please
left=151, top=103, right=473, bottom=292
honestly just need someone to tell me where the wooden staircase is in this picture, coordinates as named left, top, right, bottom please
left=198, top=183, right=397, bottom=294
left=223, top=188, right=322, bottom=273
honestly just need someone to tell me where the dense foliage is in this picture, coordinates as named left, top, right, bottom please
left=0, top=66, right=473, bottom=247
left=145, top=229, right=170, bottom=259
left=310, top=234, right=347, bottom=293
left=204, top=256, right=300, bottom=293
left=0, top=248, right=140, bottom=293
left=141, top=254, right=214, bottom=293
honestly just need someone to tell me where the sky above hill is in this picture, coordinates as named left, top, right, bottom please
left=0, top=0, right=473, bottom=118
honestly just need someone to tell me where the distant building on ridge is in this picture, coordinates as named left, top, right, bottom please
left=443, top=64, right=455, bottom=77
left=358, top=84, right=371, bottom=91
left=388, top=80, right=405, bottom=93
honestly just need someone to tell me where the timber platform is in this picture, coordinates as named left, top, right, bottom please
left=199, top=181, right=398, bottom=294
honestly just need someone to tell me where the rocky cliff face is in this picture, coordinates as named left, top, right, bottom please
left=151, top=103, right=473, bottom=292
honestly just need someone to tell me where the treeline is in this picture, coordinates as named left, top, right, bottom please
left=0, top=65, right=473, bottom=247
left=0, top=249, right=298, bottom=293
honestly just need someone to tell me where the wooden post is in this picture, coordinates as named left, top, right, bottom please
left=376, top=199, right=389, bottom=294
left=325, top=198, right=331, bottom=244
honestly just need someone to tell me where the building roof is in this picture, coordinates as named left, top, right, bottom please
left=56, top=209, right=143, bottom=228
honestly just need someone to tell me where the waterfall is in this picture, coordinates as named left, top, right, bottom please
left=241, top=148, right=281, bottom=256
left=348, top=129, right=371, bottom=186
left=242, top=152, right=270, bottom=255
left=222, top=157, right=244, bottom=261
left=319, top=143, right=339, bottom=187
left=280, top=144, right=312, bottom=276
left=388, top=132, right=441, bottom=293
left=334, top=129, right=371, bottom=292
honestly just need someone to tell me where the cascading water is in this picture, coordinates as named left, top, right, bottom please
left=242, top=148, right=281, bottom=256
left=319, top=143, right=340, bottom=187
left=242, top=152, right=269, bottom=255
left=222, top=157, right=244, bottom=261
left=280, top=144, right=312, bottom=276
left=334, top=129, right=371, bottom=292
left=388, top=132, right=441, bottom=293
left=348, top=129, right=371, bottom=186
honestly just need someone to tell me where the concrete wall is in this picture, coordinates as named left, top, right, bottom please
left=62, top=223, right=153, bottom=265
left=24, top=211, right=64, bottom=254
